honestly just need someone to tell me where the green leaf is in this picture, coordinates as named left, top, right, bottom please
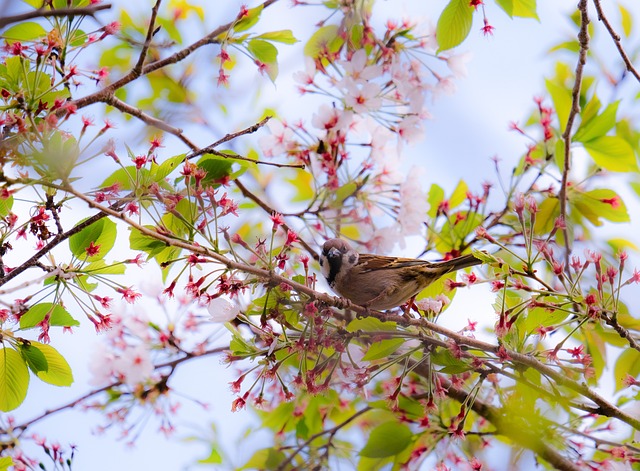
left=26, top=341, right=73, bottom=386
left=431, top=348, right=471, bottom=374
left=83, top=259, right=126, bottom=275
left=347, top=317, right=397, bottom=333
left=334, top=181, right=358, bottom=205
left=20, top=303, right=80, bottom=329
left=304, top=25, right=342, bottom=58
left=495, top=0, right=538, bottom=19
left=582, top=135, right=638, bottom=172
left=241, top=448, right=286, bottom=470
left=436, top=0, right=474, bottom=52
left=0, top=347, right=29, bottom=411
left=2, top=22, right=47, bottom=42
left=449, top=180, right=469, bottom=209
left=197, top=155, right=234, bottom=184
left=574, top=101, right=619, bottom=143
left=18, top=342, right=48, bottom=373
left=362, top=338, right=405, bottom=361
left=0, top=456, right=13, bottom=471
left=0, top=194, right=14, bottom=218
left=571, top=188, right=629, bottom=225
left=129, top=226, right=168, bottom=257
left=533, top=197, right=560, bottom=235
left=545, top=78, right=572, bottom=132
left=69, top=217, right=117, bottom=260
left=100, top=166, right=148, bottom=190
left=255, top=30, right=298, bottom=44
left=614, top=348, right=640, bottom=392
left=33, top=132, right=79, bottom=181
left=151, top=154, right=185, bottom=182
left=360, top=421, right=412, bottom=458
left=524, top=306, right=569, bottom=333
left=428, top=183, right=445, bottom=218
left=197, top=448, right=223, bottom=465
left=619, top=3, right=632, bottom=37
left=247, top=39, right=278, bottom=64
left=233, top=5, right=263, bottom=32
left=286, top=170, right=314, bottom=203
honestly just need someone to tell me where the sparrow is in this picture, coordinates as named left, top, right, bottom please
left=319, top=238, right=482, bottom=310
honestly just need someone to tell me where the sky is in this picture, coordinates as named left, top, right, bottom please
left=7, top=0, right=640, bottom=470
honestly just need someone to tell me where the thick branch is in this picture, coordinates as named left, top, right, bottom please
left=439, top=375, right=583, bottom=471
left=0, top=4, right=111, bottom=29
left=55, top=181, right=640, bottom=433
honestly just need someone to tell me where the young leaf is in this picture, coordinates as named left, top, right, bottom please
left=2, top=22, right=47, bottom=42
left=241, top=448, right=287, bottom=470
left=495, top=0, right=538, bottom=19
left=0, top=456, right=13, bottom=471
left=304, top=25, right=342, bottom=59
left=545, top=79, right=571, bottom=132
left=619, top=3, right=632, bottom=37
left=0, top=194, right=14, bottom=218
left=27, top=342, right=74, bottom=387
left=19, top=303, right=80, bottom=329
left=362, top=338, right=405, bottom=361
left=19, top=342, right=48, bottom=373
left=0, top=347, right=29, bottom=412
left=436, top=0, right=474, bottom=52
left=360, top=421, right=413, bottom=458
left=614, top=348, right=640, bottom=392
left=151, top=154, right=185, bottom=182
left=69, top=217, right=117, bottom=260
left=255, top=30, right=298, bottom=44
left=582, top=136, right=638, bottom=172
left=574, top=101, right=619, bottom=143
left=233, top=5, right=263, bottom=32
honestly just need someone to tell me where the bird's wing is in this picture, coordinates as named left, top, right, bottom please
left=358, top=253, right=428, bottom=272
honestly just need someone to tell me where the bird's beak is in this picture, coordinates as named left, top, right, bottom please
left=328, top=247, right=341, bottom=258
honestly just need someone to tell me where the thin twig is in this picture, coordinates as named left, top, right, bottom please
left=276, top=407, right=371, bottom=471
left=0, top=4, right=111, bottom=29
left=592, top=0, right=640, bottom=83
left=13, top=347, right=226, bottom=432
left=70, top=0, right=281, bottom=111
left=559, top=0, right=590, bottom=272
left=188, top=116, right=273, bottom=160
left=103, top=94, right=198, bottom=150
left=132, top=0, right=162, bottom=74
left=234, top=179, right=319, bottom=259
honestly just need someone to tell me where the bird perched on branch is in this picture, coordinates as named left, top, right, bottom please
left=319, top=238, right=482, bottom=310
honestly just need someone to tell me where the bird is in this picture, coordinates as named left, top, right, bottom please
left=319, top=238, right=482, bottom=310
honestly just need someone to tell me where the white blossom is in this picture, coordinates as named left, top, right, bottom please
left=208, top=297, right=240, bottom=323
left=398, top=166, right=428, bottom=234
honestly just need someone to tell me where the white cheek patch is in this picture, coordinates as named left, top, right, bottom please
left=319, top=257, right=331, bottom=278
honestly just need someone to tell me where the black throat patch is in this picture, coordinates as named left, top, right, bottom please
left=325, top=255, right=343, bottom=287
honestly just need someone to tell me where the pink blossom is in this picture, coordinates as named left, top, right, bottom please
left=117, top=287, right=141, bottom=304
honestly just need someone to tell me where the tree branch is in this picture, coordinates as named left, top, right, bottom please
left=55, top=181, right=640, bottom=433
left=438, top=375, right=583, bottom=471
left=592, top=0, right=640, bottom=83
left=70, top=0, right=281, bottom=111
left=0, top=4, right=111, bottom=29
left=559, top=0, right=590, bottom=269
